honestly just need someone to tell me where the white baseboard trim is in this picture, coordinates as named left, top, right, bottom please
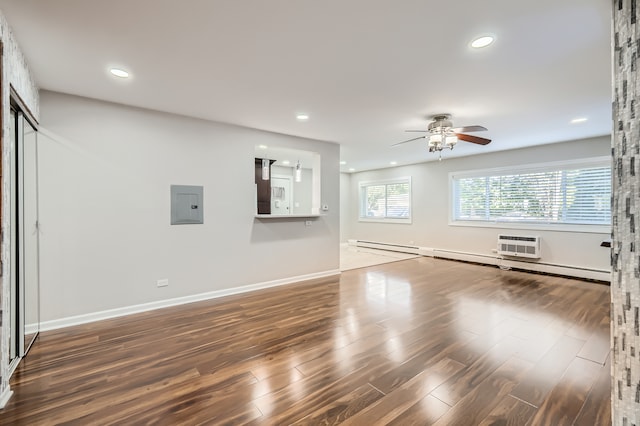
left=39, top=269, right=341, bottom=332
left=0, top=386, right=13, bottom=409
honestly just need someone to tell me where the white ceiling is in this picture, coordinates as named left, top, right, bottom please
left=0, top=0, right=611, bottom=172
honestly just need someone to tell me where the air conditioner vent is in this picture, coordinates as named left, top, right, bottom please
left=498, top=235, right=538, bottom=242
left=497, top=235, right=540, bottom=259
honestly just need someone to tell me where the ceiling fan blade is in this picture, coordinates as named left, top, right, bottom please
left=456, top=133, right=492, bottom=145
left=451, top=125, right=487, bottom=133
left=404, top=130, right=428, bottom=132
left=391, top=136, right=426, bottom=147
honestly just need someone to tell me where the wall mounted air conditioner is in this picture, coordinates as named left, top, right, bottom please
left=497, top=235, right=541, bottom=259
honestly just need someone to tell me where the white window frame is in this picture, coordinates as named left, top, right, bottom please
left=449, top=157, right=611, bottom=234
left=359, top=177, right=412, bottom=224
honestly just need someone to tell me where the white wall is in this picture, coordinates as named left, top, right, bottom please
left=340, top=172, right=351, bottom=243
left=292, top=168, right=313, bottom=214
left=37, top=91, right=340, bottom=323
left=343, top=136, right=611, bottom=274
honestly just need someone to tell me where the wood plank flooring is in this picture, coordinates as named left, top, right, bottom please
left=0, top=257, right=611, bottom=425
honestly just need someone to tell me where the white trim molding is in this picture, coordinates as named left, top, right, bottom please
left=0, top=386, right=13, bottom=409
left=39, top=269, right=341, bottom=332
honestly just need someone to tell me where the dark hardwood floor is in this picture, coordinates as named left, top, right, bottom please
left=1, top=257, right=611, bottom=425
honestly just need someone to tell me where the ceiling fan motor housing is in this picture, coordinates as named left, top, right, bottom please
left=428, top=114, right=453, bottom=132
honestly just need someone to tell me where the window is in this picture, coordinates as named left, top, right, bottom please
left=359, top=177, right=411, bottom=223
left=451, top=158, right=611, bottom=230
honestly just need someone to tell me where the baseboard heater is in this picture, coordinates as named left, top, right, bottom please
left=349, top=239, right=422, bottom=255
left=348, top=239, right=610, bottom=282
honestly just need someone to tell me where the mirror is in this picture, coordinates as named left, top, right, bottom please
left=254, top=146, right=321, bottom=216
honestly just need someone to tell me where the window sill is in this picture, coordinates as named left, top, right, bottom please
left=449, top=220, right=610, bottom=234
left=358, top=217, right=412, bottom=225
left=255, top=214, right=324, bottom=219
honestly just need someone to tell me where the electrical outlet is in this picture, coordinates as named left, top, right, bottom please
left=322, top=204, right=329, bottom=211
left=157, top=278, right=169, bottom=287
left=305, top=220, right=312, bottom=226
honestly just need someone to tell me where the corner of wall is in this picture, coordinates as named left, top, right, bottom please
left=0, top=8, right=40, bottom=403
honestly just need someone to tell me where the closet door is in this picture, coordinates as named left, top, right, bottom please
left=19, top=113, right=39, bottom=354
left=8, top=97, right=40, bottom=369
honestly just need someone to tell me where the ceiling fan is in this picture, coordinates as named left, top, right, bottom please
left=393, top=114, right=491, bottom=159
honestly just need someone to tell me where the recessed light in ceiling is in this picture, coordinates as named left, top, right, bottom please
left=390, top=161, right=397, bottom=165
left=258, top=144, right=268, bottom=149
left=281, top=160, right=290, bottom=165
left=340, top=161, right=347, bottom=165
left=296, top=113, right=309, bottom=121
left=570, top=117, right=588, bottom=124
left=471, top=36, right=494, bottom=49
left=349, top=168, right=355, bottom=172
left=109, top=68, right=130, bottom=78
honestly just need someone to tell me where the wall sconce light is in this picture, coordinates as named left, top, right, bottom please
left=262, top=158, right=270, bottom=180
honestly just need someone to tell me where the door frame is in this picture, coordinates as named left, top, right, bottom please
left=270, top=174, right=293, bottom=215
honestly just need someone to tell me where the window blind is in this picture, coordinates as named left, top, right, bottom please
left=360, top=179, right=411, bottom=220
left=453, top=163, right=611, bottom=225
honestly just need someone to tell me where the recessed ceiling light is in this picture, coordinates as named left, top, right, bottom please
left=390, top=161, right=397, bottom=165
left=296, top=113, right=309, bottom=121
left=258, top=144, right=268, bottom=149
left=348, top=168, right=355, bottom=172
left=570, top=117, right=588, bottom=124
left=340, top=161, right=347, bottom=165
left=109, top=68, right=129, bottom=78
left=471, top=36, right=494, bottom=49
left=281, top=160, right=290, bottom=165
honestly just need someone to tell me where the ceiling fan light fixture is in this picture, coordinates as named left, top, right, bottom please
left=394, top=114, right=490, bottom=157
left=428, top=134, right=442, bottom=146
left=471, top=35, right=494, bottom=49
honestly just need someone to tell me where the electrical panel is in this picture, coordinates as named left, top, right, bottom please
left=170, top=185, right=204, bottom=225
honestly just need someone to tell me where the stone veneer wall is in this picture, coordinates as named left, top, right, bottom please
left=612, top=1, right=640, bottom=424
left=0, top=9, right=39, bottom=403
